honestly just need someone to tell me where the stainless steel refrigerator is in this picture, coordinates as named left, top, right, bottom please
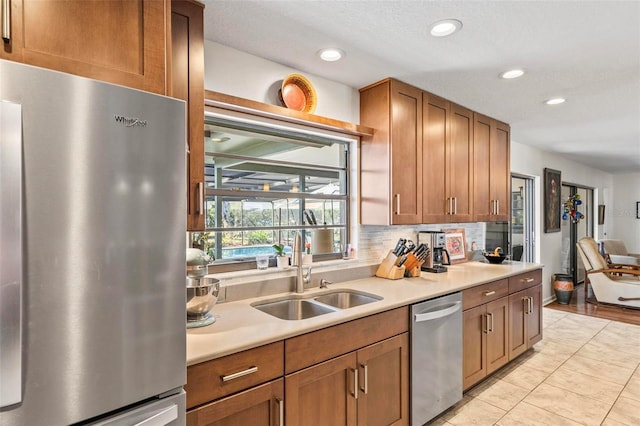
left=0, top=59, right=187, bottom=425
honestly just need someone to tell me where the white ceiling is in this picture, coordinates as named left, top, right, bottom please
left=203, top=0, right=640, bottom=174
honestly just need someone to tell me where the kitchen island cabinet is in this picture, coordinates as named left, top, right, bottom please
left=1, top=0, right=168, bottom=95
left=360, top=79, right=423, bottom=225
left=473, top=113, right=511, bottom=222
left=508, top=270, right=543, bottom=359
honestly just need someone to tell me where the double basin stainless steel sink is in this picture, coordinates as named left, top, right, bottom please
left=251, top=289, right=382, bottom=320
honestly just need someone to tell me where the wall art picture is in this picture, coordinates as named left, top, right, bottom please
left=544, top=168, right=562, bottom=233
left=444, top=228, right=467, bottom=264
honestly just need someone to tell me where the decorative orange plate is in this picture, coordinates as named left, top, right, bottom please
left=279, top=73, right=317, bottom=113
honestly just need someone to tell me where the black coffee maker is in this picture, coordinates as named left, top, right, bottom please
left=418, top=231, right=450, bottom=273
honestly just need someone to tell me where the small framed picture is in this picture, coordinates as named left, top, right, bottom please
left=444, top=228, right=467, bottom=264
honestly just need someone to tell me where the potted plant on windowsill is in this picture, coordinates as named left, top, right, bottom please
left=272, top=244, right=290, bottom=269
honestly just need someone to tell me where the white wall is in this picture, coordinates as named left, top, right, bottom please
left=204, top=41, right=359, bottom=123
left=609, top=173, right=640, bottom=253
left=511, top=141, right=614, bottom=302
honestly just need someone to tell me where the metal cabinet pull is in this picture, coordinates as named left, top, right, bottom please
left=221, top=366, right=258, bottom=382
left=350, top=367, right=359, bottom=399
left=529, top=297, right=534, bottom=314
left=195, top=182, right=205, bottom=215
left=395, top=193, right=401, bottom=214
left=276, top=398, right=284, bottom=426
left=482, top=313, right=488, bottom=334
left=483, top=290, right=496, bottom=297
left=360, top=364, right=368, bottom=394
left=453, top=197, right=457, bottom=215
left=2, top=0, right=10, bottom=42
left=521, top=277, right=534, bottom=283
left=487, top=312, right=494, bottom=332
left=447, top=197, right=453, bottom=215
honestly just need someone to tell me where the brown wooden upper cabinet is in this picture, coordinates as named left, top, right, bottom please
left=422, top=94, right=474, bottom=223
left=170, top=0, right=205, bottom=231
left=361, top=78, right=492, bottom=225
left=1, top=0, right=168, bottom=95
left=360, top=79, right=423, bottom=225
left=473, top=113, right=511, bottom=222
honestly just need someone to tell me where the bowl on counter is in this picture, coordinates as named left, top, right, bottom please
left=186, top=277, right=220, bottom=328
left=483, top=253, right=508, bottom=264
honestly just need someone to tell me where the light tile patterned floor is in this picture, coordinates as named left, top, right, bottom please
left=428, top=308, right=640, bottom=426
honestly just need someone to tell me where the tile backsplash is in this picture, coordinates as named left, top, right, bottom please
left=358, top=222, right=502, bottom=263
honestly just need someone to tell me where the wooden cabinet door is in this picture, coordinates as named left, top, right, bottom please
left=485, top=297, right=509, bottom=375
left=508, top=290, right=528, bottom=360
left=187, top=379, right=284, bottom=426
left=473, top=113, right=492, bottom=221
left=526, top=285, right=543, bottom=347
left=390, top=80, right=423, bottom=224
left=490, top=121, right=511, bottom=221
left=473, top=114, right=510, bottom=221
left=356, top=334, right=409, bottom=426
left=448, top=103, right=474, bottom=222
left=463, top=305, right=486, bottom=390
left=285, top=352, right=358, bottom=426
left=4, top=0, right=167, bottom=94
left=171, top=0, right=205, bottom=231
left=422, top=93, right=450, bottom=223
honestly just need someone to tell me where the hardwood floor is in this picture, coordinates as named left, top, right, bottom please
left=546, top=282, right=640, bottom=326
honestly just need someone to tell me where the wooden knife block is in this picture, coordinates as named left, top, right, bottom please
left=375, top=251, right=406, bottom=280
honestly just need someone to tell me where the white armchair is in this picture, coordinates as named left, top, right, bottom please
left=600, top=239, right=640, bottom=265
left=577, top=237, right=640, bottom=308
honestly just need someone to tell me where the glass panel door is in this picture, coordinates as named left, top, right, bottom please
left=511, top=175, right=535, bottom=262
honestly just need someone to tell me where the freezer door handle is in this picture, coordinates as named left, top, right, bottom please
left=414, top=301, right=462, bottom=322
left=133, top=404, right=178, bottom=426
left=0, top=100, right=23, bottom=408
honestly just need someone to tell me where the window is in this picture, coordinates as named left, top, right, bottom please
left=200, top=111, right=351, bottom=268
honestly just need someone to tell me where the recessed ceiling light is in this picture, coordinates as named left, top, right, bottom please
left=318, top=48, right=345, bottom=62
left=545, top=98, right=566, bottom=105
left=430, top=19, right=462, bottom=37
left=500, top=69, right=525, bottom=79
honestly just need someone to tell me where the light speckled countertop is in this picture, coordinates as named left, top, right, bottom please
left=187, top=261, right=542, bottom=366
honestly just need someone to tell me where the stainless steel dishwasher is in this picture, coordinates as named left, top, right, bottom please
left=410, top=292, right=463, bottom=425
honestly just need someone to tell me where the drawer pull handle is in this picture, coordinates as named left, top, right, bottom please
left=521, top=278, right=534, bottom=283
left=276, top=398, right=284, bottom=426
left=221, top=366, right=258, bottom=382
left=483, top=290, right=496, bottom=296
left=2, top=0, right=10, bottom=42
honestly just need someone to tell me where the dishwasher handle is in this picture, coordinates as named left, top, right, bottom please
left=414, top=301, right=462, bottom=322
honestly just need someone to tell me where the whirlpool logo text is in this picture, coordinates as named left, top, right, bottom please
left=114, top=115, right=148, bottom=127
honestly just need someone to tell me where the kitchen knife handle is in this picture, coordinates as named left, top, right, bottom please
left=195, top=182, right=204, bottom=215
left=2, top=0, right=10, bottom=42
left=395, top=193, right=401, bottom=214
left=0, top=101, right=23, bottom=408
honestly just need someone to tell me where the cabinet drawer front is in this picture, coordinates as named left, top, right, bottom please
left=285, top=307, right=409, bottom=374
left=186, top=342, right=284, bottom=409
left=508, top=269, right=542, bottom=293
left=463, top=279, right=508, bottom=310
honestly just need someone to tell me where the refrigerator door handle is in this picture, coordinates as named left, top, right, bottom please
left=133, top=404, right=178, bottom=426
left=0, top=100, right=23, bottom=408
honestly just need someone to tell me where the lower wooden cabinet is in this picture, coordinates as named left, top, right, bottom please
left=509, top=284, right=543, bottom=360
left=462, top=297, right=509, bottom=390
left=187, top=379, right=284, bottom=426
left=462, top=269, right=542, bottom=390
left=285, top=333, right=409, bottom=426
